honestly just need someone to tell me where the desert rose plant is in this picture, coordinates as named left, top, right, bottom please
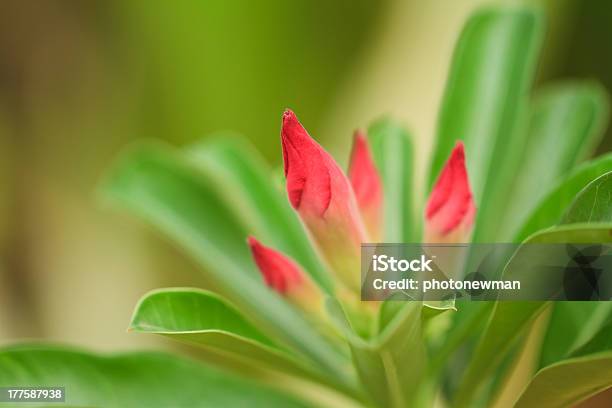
left=2, top=6, right=612, bottom=408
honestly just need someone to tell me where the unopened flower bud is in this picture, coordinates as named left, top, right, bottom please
left=281, top=110, right=367, bottom=292
left=348, top=130, right=383, bottom=241
left=425, top=142, right=476, bottom=243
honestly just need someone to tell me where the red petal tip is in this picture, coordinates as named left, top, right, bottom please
left=247, top=236, right=303, bottom=294
left=350, top=130, right=370, bottom=163
left=349, top=129, right=382, bottom=213
left=246, top=235, right=258, bottom=247
left=452, top=140, right=465, bottom=159
left=353, top=129, right=367, bottom=143
left=426, top=141, right=475, bottom=234
left=283, top=108, right=295, bottom=119
left=280, top=110, right=332, bottom=214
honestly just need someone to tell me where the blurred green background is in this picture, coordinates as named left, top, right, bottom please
left=0, top=0, right=611, bottom=351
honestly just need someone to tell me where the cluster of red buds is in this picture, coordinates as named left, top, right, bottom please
left=248, top=110, right=475, bottom=314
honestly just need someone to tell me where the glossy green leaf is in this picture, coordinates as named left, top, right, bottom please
left=454, top=223, right=612, bottom=406
left=367, top=118, right=415, bottom=242
left=428, top=7, right=543, bottom=241
left=129, top=288, right=328, bottom=383
left=521, top=320, right=612, bottom=407
left=501, top=82, right=609, bottom=238
left=350, top=303, right=424, bottom=408
left=571, top=320, right=612, bottom=357
left=537, top=172, right=612, bottom=367
left=454, top=302, right=546, bottom=407
left=515, top=153, right=612, bottom=241
left=185, top=136, right=332, bottom=292
left=377, top=300, right=453, bottom=338
left=563, top=172, right=612, bottom=224
left=0, top=345, right=311, bottom=408
left=99, top=143, right=351, bottom=383
left=515, top=352, right=612, bottom=408
left=325, top=297, right=425, bottom=407
left=539, top=302, right=612, bottom=368
left=421, top=301, right=456, bottom=322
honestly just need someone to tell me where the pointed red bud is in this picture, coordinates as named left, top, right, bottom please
left=425, top=142, right=476, bottom=243
left=349, top=130, right=383, bottom=241
left=247, top=236, right=323, bottom=312
left=281, top=110, right=367, bottom=292
left=247, top=236, right=304, bottom=293
left=282, top=109, right=339, bottom=215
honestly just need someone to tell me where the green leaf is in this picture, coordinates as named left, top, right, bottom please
left=130, top=288, right=274, bottom=344
left=377, top=300, right=453, bottom=340
left=185, top=136, right=332, bottom=292
left=430, top=302, right=493, bottom=373
left=129, top=288, right=329, bottom=383
left=515, top=153, right=612, bottom=241
left=325, top=298, right=425, bottom=407
left=524, top=223, right=612, bottom=243
left=539, top=302, right=612, bottom=368
left=454, top=302, right=546, bottom=407
left=350, top=303, right=425, bottom=408
left=101, top=141, right=256, bottom=275
left=571, top=320, right=612, bottom=357
left=421, top=301, right=456, bottom=322
left=454, top=223, right=612, bottom=406
left=367, top=118, right=415, bottom=242
left=0, top=345, right=312, bottom=407
left=514, top=352, right=612, bottom=408
left=428, top=7, right=544, bottom=241
left=501, top=82, right=609, bottom=238
left=537, top=172, right=612, bottom=367
left=518, top=321, right=612, bottom=407
left=563, top=172, right=612, bottom=224
left=99, top=142, right=351, bottom=384
left=377, top=300, right=406, bottom=333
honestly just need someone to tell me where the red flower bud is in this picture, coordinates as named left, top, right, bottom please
left=348, top=130, right=383, bottom=241
left=247, top=236, right=323, bottom=313
left=425, top=142, right=476, bottom=243
left=281, top=110, right=366, bottom=292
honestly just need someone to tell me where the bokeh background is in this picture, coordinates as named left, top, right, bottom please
left=0, top=0, right=611, bottom=351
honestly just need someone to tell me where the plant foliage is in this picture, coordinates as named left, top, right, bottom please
left=2, top=5, right=611, bottom=408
